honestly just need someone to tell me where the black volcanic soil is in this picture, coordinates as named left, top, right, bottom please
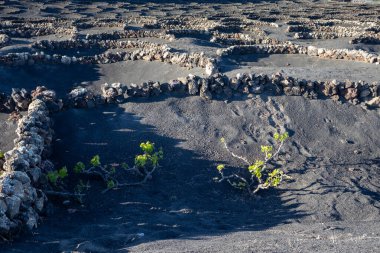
left=0, top=0, right=380, bottom=252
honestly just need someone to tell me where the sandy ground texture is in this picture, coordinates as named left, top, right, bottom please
left=0, top=0, right=380, bottom=252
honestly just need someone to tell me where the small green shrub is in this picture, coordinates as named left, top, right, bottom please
left=73, top=161, right=85, bottom=173
left=90, top=155, right=101, bottom=167
left=47, top=141, right=164, bottom=195
left=47, top=166, right=68, bottom=185
left=216, top=132, right=291, bottom=195
left=135, top=141, right=163, bottom=169
left=0, top=150, right=4, bottom=159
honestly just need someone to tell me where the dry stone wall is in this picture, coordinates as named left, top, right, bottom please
left=0, top=40, right=216, bottom=73
left=217, top=43, right=380, bottom=64
left=64, top=73, right=380, bottom=109
left=0, top=98, right=54, bottom=236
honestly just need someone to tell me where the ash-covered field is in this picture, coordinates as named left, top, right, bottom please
left=0, top=1, right=379, bottom=252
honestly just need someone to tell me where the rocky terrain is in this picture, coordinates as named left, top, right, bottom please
left=0, top=0, right=379, bottom=252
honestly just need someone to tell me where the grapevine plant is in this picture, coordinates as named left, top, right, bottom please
left=46, top=141, right=163, bottom=198
left=216, top=132, right=291, bottom=195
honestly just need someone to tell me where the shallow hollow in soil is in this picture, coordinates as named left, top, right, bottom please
left=4, top=95, right=380, bottom=252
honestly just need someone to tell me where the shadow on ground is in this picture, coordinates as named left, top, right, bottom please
left=0, top=64, right=101, bottom=97
left=2, top=104, right=306, bottom=252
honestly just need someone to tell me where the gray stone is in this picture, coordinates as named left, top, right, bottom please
left=188, top=78, right=199, bottom=95
left=0, top=199, right=7, bottom=215
left=0, top=176, right=24, bottom=198
left=25, top=207, right=38, bottom=230
left=200, top=79, right=212, bottom=100
left=5, top=195, right=21, bottom=218
left=11, top=171, right=31, bottom=185
left=0, top=214, right=11, bottom=233
left=28, top=167, right=42, bottom=184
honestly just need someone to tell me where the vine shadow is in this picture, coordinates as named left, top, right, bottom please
left=2, top=104, right=306, bottom=252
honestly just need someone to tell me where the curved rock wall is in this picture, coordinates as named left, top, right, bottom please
left=69, top=73, right=380, bottom=109
left=217, top=43, right=380, bottom=64
left=0, top=40, right=216, bottom=73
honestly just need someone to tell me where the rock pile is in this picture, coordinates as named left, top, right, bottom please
left=2, top=40, right=216, bottom=73
left=0, top=99, right=53, bottom=236
left=0, top=25, right=75, bottom=38
left=0, top=86, right=61, bottom=114
left=0, top=93, right=15, bottom=113
left=31, top=86, right=63, bottom=112
left=288, top=21, right=379, bottom=41
left=217, top=43, right=380, bottom=64
left=148, top=17, right=276, bottom=35
left=0, top=34, right=10, bottom=47
left=11, top=89, right=31, bottom=111
left=1, top=73, right=379, bottom=115
left=350, top=35, right=380, bottom=45
left=66, top=86, right=104, bottom=109
left=210, top=33, right=279, bottom=45
left=166, top=29, right=211, bottom=38
left=143, top=17, right=218, bottom=31
left=62, top=73, right=380, bottom=109
left=84, top=30, right=174, bottom=41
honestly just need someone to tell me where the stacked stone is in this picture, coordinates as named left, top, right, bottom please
left=288, top=24, right=363, bottom=34
left=0, top=87, right=61, bottom=114
left=287, top=25, right=312, bottom=33
left=217, top=43, right=306, bottom=56
left=177, top=74, right=201, bottom=95
left=85, top=30, right=174, bottom=41
left=66, top=87, right=105, bottom=109
left=126, top=16, right=157, bottom=26
left=0, top=93, right=15, bottom=113
left=0, top=25, right=75, bottom=38
left=4, top=41, right=216, bottom=73
left=76, top=17, right=166, bottom=29
left=350, top=35, right=380, bottom=45
left=32, top=39, right=170, bottom=51
left=83, top=18, right=125, bottom=28
left=0, top=34, right=10, bottom=47
left=0, top=50, right=216, bottom=71
left=217, top=43, right=380, bottom=64
left=271, top=73, right=318, bottom=99
left=143, top=17, right=217, bottom=31
left=306, top=46, right=379, bottom=64
left=0, top=99, right=53, bottom=236
left=102, top=82, right=129, bottom=102
left=238, top=26, right=268, bottom=36
left=11, top=88, right=31, bottom=111
left=270, top=73, right=380, bottom=106
left=62, top=73, right=380, bottom=109
left=246, top=20, right=279, bottom=28
left=210, top=33, right=279, bottom=45
left=129, top=81, right=162, bottom=97
left=288, top=22, right=379, bottom=40
left=167, top=29, right=211, bottom=38
left=31, top=86, right=63, bottom=112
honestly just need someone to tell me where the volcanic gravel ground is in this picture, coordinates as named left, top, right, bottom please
left=0, top=0, right=380, bottom=252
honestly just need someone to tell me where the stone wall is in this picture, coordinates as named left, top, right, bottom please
left=210, top=33, right=279, bottom=45
left=0, top=40, right=216, bottom=73
left=69, top=73, right=380, bottom=109
left=0, top=34, right=10, bottom=48
left=0, top=98, right=53, bottom=236
left=0, top=72, right=378, bottom=236
left=217, top=43, right=380, bottom=64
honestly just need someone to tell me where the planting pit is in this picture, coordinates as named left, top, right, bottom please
left=221, top=53, right=380, bottom=82
left=0, top=0, right=379, bottom=252
left=4, top=95, right=380, bottom=252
